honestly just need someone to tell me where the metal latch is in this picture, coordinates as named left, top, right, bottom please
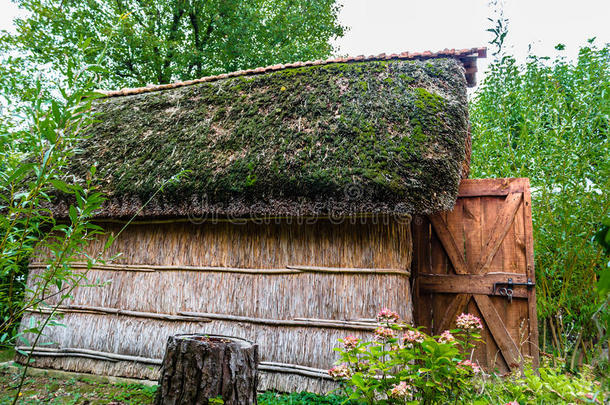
left=493, top=278, right=535, bottom=303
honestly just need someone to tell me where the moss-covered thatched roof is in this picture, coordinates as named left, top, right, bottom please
left=58, top=56, right=473, bottom=219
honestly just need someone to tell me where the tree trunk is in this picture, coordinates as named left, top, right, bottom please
left=154, top=334, right=258, bottom=405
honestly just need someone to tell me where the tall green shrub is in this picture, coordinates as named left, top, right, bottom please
left=469, top=40, right=610, bottom=361
left=0, top=36, right=186, bottom=401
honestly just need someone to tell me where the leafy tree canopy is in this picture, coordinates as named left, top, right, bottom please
left=1, top=0, right=345, bottom=88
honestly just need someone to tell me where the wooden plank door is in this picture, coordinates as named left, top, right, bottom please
left=412, top=178, right=538, bottom=373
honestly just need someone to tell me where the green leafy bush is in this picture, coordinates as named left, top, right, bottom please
left=0, top=33, right=186, bottom=402
left=330, top=309, right=484, bottom=404
left=0, top=53, right=107, bottom=346
left=477, top=361, right=604, bottom=404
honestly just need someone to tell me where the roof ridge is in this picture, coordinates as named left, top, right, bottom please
left=98, top=47, right=486, bottom=98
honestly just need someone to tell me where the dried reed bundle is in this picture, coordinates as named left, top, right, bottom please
left=21, top=216, right=413, bottom=393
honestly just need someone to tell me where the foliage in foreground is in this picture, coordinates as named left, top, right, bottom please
left=0, top=51, right=106, bottom=347
left=470, top=40, right=610, bottom=364
left=0, top=41, right=117, bottom=404
left=2, top=353, right=604, bottom=404
left=0, top=357, right=604, bottom=404
left=266, top=366, right=605, bottom=405
left=327, top=309, right=605, bottom=404
left=1, top=32, right=188, bottom=401
left=478, top=361, right=603, bottom=404
left=330, top=309, right=484, bottom=404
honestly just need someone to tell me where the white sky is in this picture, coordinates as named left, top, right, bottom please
left=334, top=0, right=610, bottom=83
left=1, top=0, right=609, bottom=87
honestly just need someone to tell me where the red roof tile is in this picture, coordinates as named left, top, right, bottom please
left=100, top=47, right=486, bottom=98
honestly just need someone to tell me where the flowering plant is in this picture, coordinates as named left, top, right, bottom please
left=331, top=310, right=484, bottom=404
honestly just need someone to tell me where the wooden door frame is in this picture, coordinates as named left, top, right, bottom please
left=412, top=178, right=539, bottom=371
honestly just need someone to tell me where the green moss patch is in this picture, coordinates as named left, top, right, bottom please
left=61, top=58, right=469, bottom=218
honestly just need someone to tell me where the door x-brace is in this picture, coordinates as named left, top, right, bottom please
left=425, top=192, right=524, bottom=369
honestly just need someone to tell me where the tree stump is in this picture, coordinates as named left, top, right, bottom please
left=154, top=334, right=258, bottom=405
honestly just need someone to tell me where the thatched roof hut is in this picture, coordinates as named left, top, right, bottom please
left=20, top=48, right=487, bottom=393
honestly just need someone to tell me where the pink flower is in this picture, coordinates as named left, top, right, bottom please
left=374, top=327, right=396, bottom=341
left=438, top=330, right=455, bottom=344
left=389, top=381, right=412, bottom=399
left=328, top=364, right=351, bottom=380
left=503, top=402, right=519, bottom=405
left=456, top=313, right=483, bottom=331
left=342, top=335, right=359, bottom=350
left=402, top=330, right=424, bottom=345
left=377, top=308, right=400, bottom=324
left=582, top=393, right=600, bottom=403
left=458, top=359, right=481, bottom=374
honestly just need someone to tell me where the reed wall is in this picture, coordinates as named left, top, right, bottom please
left=21, top=216, right=412, bottom=393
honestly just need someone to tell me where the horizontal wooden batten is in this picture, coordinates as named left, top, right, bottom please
left=17, top=346, right=162, bottom=365
left=16, top=347, right=331, bottom=379
left=458, top=178, right=527, bottom=197
left=27, top=306, right=212, bottom=323
left=178, top=311, right=378, bottom=330
left=28, top=305, right=379, bottom=331
left=29, top=262, right=410, bottom=276
left=285, top=265, right=409, bottom=275
left=258, top=363, right=331, bottom=379
left=418, top=273, right=530, bottom=298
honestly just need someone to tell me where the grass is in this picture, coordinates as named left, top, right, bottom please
left=0, top=369, right=157, bottom=404
left=258, top=391, right=348, bottom=404
left=0, top=367, right=348, bottom=404
left=0, top=351, right=14, bottom=364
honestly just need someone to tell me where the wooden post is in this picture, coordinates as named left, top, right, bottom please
left=155, top=334, right=258, bottom=405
